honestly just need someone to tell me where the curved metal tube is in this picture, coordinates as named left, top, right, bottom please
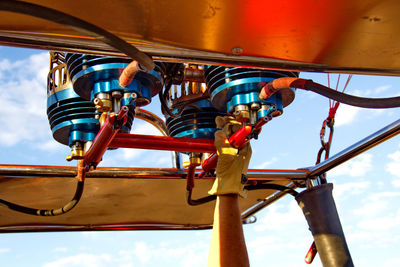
left=135, top=108, right=182, bottom=169
left=135, top=108, right=168, bottom=136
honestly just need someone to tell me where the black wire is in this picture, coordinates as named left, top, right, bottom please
left=305, top=80, right=400, bottom=109
left=0, top=0, right=154, bottom=70
left=186, top=190, right=216, bottom=206
left=245, top=183, right=298, bottom=197
left=186, top=183, right=298, bottom=206
left=159, top=64, right=184, bottom=118
left=159, top=78, right=179, bottom=118
left=0, top=180, right=84, bottom=216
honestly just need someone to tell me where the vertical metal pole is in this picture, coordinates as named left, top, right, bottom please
left=296, top=183, right=354, bottom=267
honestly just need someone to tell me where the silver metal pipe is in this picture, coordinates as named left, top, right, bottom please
left=1, top=32, right=400, bottom=76
left=248, top=170, right=308, bottom=180
left=308, top=118, right=400, bottom=177
left=135, top=108, right=182, bottom=169
left=135, top=108, right=168, bottom=135
left=0, top=165, right=306, bottom=180
left=241, top=183, right=298, bottom=219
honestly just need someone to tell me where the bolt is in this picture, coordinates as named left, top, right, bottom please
left=112, top=90, right=123, bottom=99
left=231, top=47, right=243, bottom=55
left=251, top=102, right=261, bottom=110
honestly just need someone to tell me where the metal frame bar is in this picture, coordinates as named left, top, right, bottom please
left=0, top=165, right=307, bottom=181
left=308, top=117, right=400, bottom=177
left=1, top=113, right=399, bottom=233
left=1, top=31, right=400, bottom=76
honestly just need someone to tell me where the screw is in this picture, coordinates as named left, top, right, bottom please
left=231, top=47, right=243, bottom=55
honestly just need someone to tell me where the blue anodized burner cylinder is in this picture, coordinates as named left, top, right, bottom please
left=47, top=55, right=99, bottom=147
left=165, top=99, right=226, bottom=139
left=65, top=54, right=164, bottom=133
left=204, top=66, right=297, bottom=123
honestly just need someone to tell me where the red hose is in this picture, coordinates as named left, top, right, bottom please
left=259, top=77, right=308, bottom=100
left=119, top=61, right=142, bottom=88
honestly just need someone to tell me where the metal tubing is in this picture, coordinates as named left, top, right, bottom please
left=308, top=118, right=400, bottom=177
left=110, top=133, right=216, bottom=153
left=241, top=182, right=297, bottom=219
left=0, top=223, right=212, bottom=233
left=84, top=116, right=119, bottom=167
left=135, top=108, right=168, bottom=136
left=135, top=108, right=182, bottom=169
left=2, top=31, right=400, bottom=76
left=0, top=165, right=307, bottom=180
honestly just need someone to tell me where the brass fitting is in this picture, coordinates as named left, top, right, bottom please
left=66, top=142, right=84, bottom=161
left=99, top=112, right=108, bottom=127
left=183, top=153, right=202, bottom=168
left=233, top=105, right=250, bottom=123
left=93, top=93, right=112, bottom=112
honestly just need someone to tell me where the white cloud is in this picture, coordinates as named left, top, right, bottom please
left=0, top=52, right=49, bottom=147
left=53, top=247, right=68, bottom=253
left=131, top=121, right=163, bottom=136
left=43, top=253, right=113, bottom=267
left=386, top=150, right=400, bottom=177
left=353, top=199, right=388, bottom=217
left=329, top=154, right=372, bottom=177
left=255, top=157, right=278, bottom=169
left=334, top=104, right=361, bottom=127
left=357, top=209, right=400, bottom=232
left=384, top=257, right=400, bottom=267
left=253, top=201, right=305, bottom=232
left=0, top=248, right=10, bottom=253
left=374, top=85, right=392, bottom=94
left=118, top=240, right=208, bottom=267
left=392, top=179, right=400, bottom=187
left=134, top=241, right=151, bottom=263
left=332, top=181, right=370, bottom=200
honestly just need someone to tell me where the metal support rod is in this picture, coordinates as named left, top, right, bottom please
left=109, top=133, right=216, bottom=153
left=2, top=31, right=400, bottom=76
left=241, top=182, right=297, bottom=219
left=308, top=118, right=400, bottom=177
left=0, top=165, right=308, bottom=180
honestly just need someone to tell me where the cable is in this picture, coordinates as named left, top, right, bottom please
left=0, top=180, right=84, bottom=216
left=186, top=190, right=216, bottom=206
left=0, top=0, right=154, bottom=70
left=306, top=81, right=400, bottom=109
left=159, top=79, right=179, bottom=118
left=245, top=183, right=298, bottom=197
left=186, top=183, right=298, bottom=206
left=260, top=77, right=400, bottom=109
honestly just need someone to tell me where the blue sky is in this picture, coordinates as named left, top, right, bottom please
left=0, top=46, right=400, bottom=266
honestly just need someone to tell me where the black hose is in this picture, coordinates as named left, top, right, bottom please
left=305, top=80, right=400, bottom=109
left=186, top=190, right=217, bottom=206
left=0, top=180, right=84, bottom=216
left=245, top=184, right=298, bottom=197
left=186, top=183, right=298, bottom=206
left=0, top=0, right=154, bottom=70
left=159, top=79, right=179, bottom=118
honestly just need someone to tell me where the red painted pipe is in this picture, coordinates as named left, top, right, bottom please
left=201, top=125, right=252, bottom=174
left=84, top=115, right=120, bottom=167
left=84, top=106, right=129, bottom=167
left=110, top=133, right=216, bottom=153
